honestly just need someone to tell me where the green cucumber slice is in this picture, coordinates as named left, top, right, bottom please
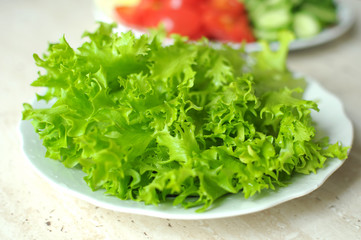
left=301, top=3, right=337, bottom=24
left=293, top=12, right=321, bottom=38
left=256, top=8, right=292, bottom=30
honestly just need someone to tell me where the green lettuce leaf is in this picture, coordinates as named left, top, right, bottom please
left=22, top=23, right=348, bottom=212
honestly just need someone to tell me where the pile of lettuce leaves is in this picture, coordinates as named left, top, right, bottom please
left=23, top=23, right=348, bottom=212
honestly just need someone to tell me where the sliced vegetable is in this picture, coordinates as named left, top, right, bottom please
left=143, top=7, right=202, bottom=38
left=255, top=8, right=292, bottom=30
left=114, top=0, right=255, bottom=42
left=202, top=6, right=254, bottom=42
left=293, top=12, right=321, bottom=38
left=243, top=0, right=338, bottom=41
left=300, top=3, right=337, bottom=25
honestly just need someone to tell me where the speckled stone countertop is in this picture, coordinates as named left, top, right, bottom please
left=1, top=0, right=360, bottom=239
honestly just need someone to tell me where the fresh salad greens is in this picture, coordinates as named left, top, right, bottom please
left=243, top=0, right=338, bottom=40
left=23, top=23, right=348, bottom=212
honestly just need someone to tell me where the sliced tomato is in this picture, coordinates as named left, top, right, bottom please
left=115, top=6, right=142, bottom=25
left=207, top=0, right=246, bottom=16
left=139, top=0, right=164, bottom=10
left=163, top=0, right=201, bottom=9
left=115, top=0, right=164, bottom=26
left=137, top=0, right=200, bottom=11
left=202, top=7, right=255, bottom=43
left=143, top=7, right=202, bottom=38
left=115, top=0, right=254, bottom=42
left=225, top=17, right=255, bottom=42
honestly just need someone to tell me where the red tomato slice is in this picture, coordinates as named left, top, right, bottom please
left=164, top=0, right=202, bottom=9
left=143, top=7, right=202, bottom=38
left=115, top=0, right=164, bottom=26
left=115, top=0, right=254, bottom=42
left=226, top=17, right=255, bottom=42
left=115, top=6, right=142, bottom=25
left=138, top=0, right=200, bottom=11
left=202, top=8, right=255, bottom=43
left=207, top=0, right=246, bottom=16
left=137, top=0, right=163, bottom=10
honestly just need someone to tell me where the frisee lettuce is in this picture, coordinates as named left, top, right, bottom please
left=22, top=23, right=348, bottom=212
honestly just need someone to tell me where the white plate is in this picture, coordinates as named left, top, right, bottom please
left=20, top=76, right=353, bottom=220
left=93, top=1, right=355, bottom=52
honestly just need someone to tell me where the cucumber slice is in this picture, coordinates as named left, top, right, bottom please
left=293, top=12, right=321, bottom=38
left=301, top=4, right=337, bottom=24
left=256, top=8, right=292, bottom=30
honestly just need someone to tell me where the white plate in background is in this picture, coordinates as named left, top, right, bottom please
left=93, top=1, right=355, bottom=51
